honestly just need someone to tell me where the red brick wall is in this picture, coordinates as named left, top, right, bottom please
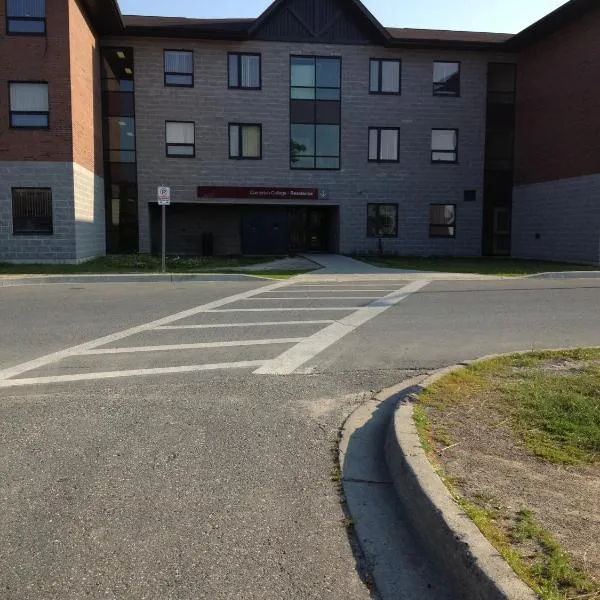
left=514, top=7, right=600, bottom=185
left=69, top=0, right=102, bottom=175
left=0, top=0, right=73, bottom=162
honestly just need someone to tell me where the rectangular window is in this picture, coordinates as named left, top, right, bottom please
left=9, top=82, right=49, bottom=128
left=105, top=117, right=136, bottom=163
left=228, top=53, right=261, bottom=89
left=290, top=56, right=341, bottom=170
left=12, top=188, right=53, bottom=234
left=291, top=56, right=340, bottom=100
left=229, top=124, right=262, bottom=159
left=166, top=121, right=195, bottom=157
left=367, top=204, right=398, bottom=238
left=7, top=0, right=46, bottom=34
left=369, top=59, right=401, bottom=94
left=164, top=50, right=193, bottom=87
left=368, top=128, right=399, bottom=162
left=431, top=129, right=458, bottom=163
left=433, top=61, right=460, bottom=97
left=430, top=204, right=456, bottom=237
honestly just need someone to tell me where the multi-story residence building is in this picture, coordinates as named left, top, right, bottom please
left=0, top=0, right=598, bottom=263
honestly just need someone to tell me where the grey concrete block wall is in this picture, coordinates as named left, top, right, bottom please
left=512, top=173, right=600, bottom=264
left=0, top=161, right=105, bottom=263
left=73, top=163, right=106, bottom=260
left=0, top=162, right=77, bottom=263
left=104, top=35, right=515, bottom=256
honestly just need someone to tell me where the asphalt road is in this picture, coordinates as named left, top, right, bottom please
left=1, top=276, right=599, bottom=599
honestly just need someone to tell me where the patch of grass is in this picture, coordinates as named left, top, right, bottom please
left=421, top=350, right=600, bottom=465
left=414, top=407, right=597, bottom=599
left=413, top=405, right=436, bottom=456
left=0, top=254, right=285, bottom=275
left=353, top=256, right=598, bottom=276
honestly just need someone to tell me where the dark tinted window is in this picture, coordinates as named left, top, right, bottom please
left=12, top=188, right=52, bottom=234
left=367, top=204, right=398, bottom=238
left=430, top=204, right=456, bottom=237
left=433, top=61, right=460, bottom=97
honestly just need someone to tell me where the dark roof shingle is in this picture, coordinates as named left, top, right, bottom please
left=387, top=28, right=512, bottom=44
left=122, top=15, right=253, bottom=32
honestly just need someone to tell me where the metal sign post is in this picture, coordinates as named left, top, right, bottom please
left=157, top=186, right=171, bottom=273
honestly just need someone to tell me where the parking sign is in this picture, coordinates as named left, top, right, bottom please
left=158, top=186, right=171, bottom=206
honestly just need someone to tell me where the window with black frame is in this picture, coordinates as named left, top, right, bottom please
left=433, top=61, right=460, bottom=97
left=6, top=0, right=46, bottom=34
left=228, top=53, right=261, bottom=89
left=166, top=121, right=195, bottom=157
left=164, top=50, right=193, bottom=87
left=12, top=188, right=53, bottom=234
left=369, top=59, right=401, bottom=94
left=368, top=128, right=399, bottom=162
left=9, top=82, right=48, bottom=128
left=367, top=204, right=398, bottom=238
left=430, top=204, right=456, bottom=237
left=290, top=56, right=341, bottom=170
left=229, top=124, right=262, bottom=159
left=431, top=129, right=458, bottom=163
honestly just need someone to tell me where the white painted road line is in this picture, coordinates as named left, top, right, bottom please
left=0, top=361, right=266, bottom=388
left=254, top=280, right=430, bottom=375
left=82, top=338, right=305, bottom=355
left=205, top=307, right=363, bottom=313
left=258, top=289, right=399, bottom=293
left=251, top=296, right=381, bottom=300
left=156, top=320, right=335, bottom=330
left=0, top=280, right=290, bottom=381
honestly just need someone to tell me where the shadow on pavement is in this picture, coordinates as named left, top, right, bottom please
left=339, top=383, right=459, bottom=600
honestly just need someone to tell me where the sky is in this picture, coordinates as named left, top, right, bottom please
left=116, top=0, right=567, bottom=34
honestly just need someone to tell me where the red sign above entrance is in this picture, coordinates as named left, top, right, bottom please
left=197, top=186, right=320, bottom=201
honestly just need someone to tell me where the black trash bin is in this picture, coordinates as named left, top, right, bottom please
left=202, top=232, right=214, bottom=257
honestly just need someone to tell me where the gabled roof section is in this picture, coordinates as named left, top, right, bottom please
left=506, top=0, right=597, bottom=49
left=248, top=0, right=391, bottom=45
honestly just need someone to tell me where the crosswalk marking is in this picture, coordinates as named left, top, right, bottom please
left=156, top=321, right=335, bottom=330
left=0, top=279, right=430, bottom=386
left=204, top=307, right=363, bottom=313
left=81, top=338, right=304, bottom=355
left=255, top=280, right=430, bottom=375
left=0, top=280, right=288, bottom=381
left=0, top=361, right=266, bottom=388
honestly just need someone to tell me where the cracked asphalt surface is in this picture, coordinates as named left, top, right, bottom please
left=1, top=278, right=599, bottom=599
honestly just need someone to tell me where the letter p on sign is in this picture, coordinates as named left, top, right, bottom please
left=158, top=186, right=171, bottom=206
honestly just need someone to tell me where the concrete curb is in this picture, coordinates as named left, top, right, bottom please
left=384, top=359, right=544, bottom=600
left=525, top=270, right=600, bottom=279
left=0, top=273, right=274, bottom=287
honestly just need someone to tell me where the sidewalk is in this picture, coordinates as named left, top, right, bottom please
left=297, top=254, right=498, bottom=281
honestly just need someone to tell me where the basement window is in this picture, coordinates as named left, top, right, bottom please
left=12, top=188, right=53, bottom=235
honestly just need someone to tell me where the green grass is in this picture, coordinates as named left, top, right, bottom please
left=413, top=349, right=600, bottom=599
left=456, top=498, right=595, bottom=600
left=0, top=254, right=294, bottom=275
left=421, top=349, right=600, bottom=465
left=353, top=256, right=598, bottom=276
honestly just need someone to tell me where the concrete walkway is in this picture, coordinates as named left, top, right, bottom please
left=297, top=254, right=497, bottom=281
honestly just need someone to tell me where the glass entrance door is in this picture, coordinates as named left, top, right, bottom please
left=289, top=208, right=328, bottom=252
